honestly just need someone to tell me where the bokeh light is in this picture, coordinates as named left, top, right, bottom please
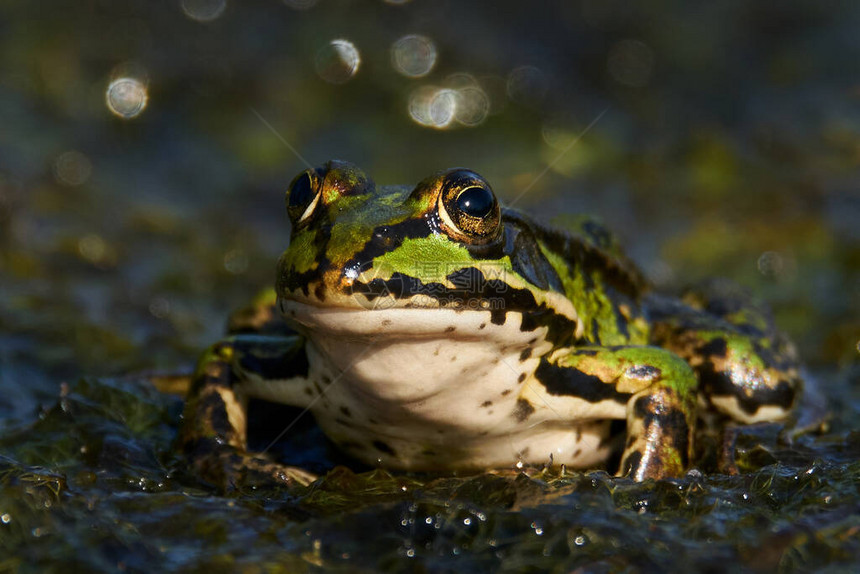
left=78, top=233, right=108, bottom=264
left=408, top=75, right=491, bottom=129
left=105, top=77, right=148, bottom=119
left=224, top=248, right=249, bottom=274
left=454, top=86, right=490, bottom=126
left=607, top=39, right=655, bottom=87
left=180, top=0, right=227, bottom=22
left=757, top=250, right=795, bottom=279
left=148, top=297, right=171, bottom=319
left=443, top=75, right=489, bottom=127
left=53, top=151, right=92, bottom=187
left=315, top=39, right=361, bottom=84
left=408, top=86, right=457, bottom=129
left=391, top=34, right=437, bottom=78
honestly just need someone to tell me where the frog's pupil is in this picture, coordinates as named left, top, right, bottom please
left=289, top=173, right=314, bottom=208
left=456, top=186, right=494, bottom=218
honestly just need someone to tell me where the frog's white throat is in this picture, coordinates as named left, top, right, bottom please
left=278, top=299, right=553, bottom=404
left=257, top=300, right=607, bottom=472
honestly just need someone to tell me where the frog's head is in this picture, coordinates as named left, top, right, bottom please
left=276, top=160, right=581, bottom=344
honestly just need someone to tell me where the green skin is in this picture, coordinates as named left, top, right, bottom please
left=179, top=160, right=802, bottom=491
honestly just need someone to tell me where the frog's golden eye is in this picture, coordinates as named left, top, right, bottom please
left=438, top=170, right=501, bottom=243
left=286, top=170, right=321, bottom=225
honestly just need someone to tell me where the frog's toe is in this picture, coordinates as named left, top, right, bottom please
left=183, top=437, right=316, bottom=492
left=242, top=456, right=318, bottom=488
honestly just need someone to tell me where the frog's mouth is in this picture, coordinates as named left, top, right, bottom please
left=279, top=298, right=516, bottom=341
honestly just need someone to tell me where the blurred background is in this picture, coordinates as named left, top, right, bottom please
left=1, top=0, right=858, bottom=423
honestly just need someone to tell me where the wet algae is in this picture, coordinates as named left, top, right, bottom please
left=0, top=374, right=857, bottom=572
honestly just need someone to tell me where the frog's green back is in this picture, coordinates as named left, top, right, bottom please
left=502, top=209, right=651, bottom=347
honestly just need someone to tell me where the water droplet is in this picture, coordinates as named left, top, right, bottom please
left=180, top=0, right=227, bottom=22
left=53, top=151, right=92, bottom=187
left=315, top=39, right=361, bottom=84
left=1, top=514, right=11, bottom=524
left=574, top=535, right=586, bottom=546
left=106, top=77, right=148, bottom=119
left=607, top=39, right=654, bottom=87
left=391, top=34, right=437, bottom=78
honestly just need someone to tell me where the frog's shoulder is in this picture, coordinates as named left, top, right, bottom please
left=549, top=213, right=626, bottom=256
left=502, top=208, right=649, bottom=298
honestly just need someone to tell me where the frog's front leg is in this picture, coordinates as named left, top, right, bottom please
left=528, top=346, right=698, bottom=480
left=178, top=334, right=316, bottom=491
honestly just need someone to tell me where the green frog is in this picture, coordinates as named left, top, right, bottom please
left=179, top=160, right=801, bottom=490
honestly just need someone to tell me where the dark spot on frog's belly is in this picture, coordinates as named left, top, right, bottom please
left=512, top=398, right=535, bottom=422
left=519, top=348, right=532, bottom=362
left=236, top=341, right=309, bottom=380
left=536, top=358, right=630, bottom=404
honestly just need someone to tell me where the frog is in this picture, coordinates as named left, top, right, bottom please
left=178, top=160, right=802, bottom=490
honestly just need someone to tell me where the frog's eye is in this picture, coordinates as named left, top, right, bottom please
left=455, top=186, right=495, bottom=219
left=438, top=170, right=501, bottom=243
left=286, top=170, right=321, bottom=225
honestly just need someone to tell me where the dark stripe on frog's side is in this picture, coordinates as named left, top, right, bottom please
left=534, top=357, right=631, bottom=404
left=355, top=267, right=580, bottom=347
left=697, top=350, right=798, bottom=415
left=234, top=335, right=310, bottom=380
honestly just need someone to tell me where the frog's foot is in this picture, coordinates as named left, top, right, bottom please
left=620, top=384, right=696, bottom=481
left=530, top=346, right=697, bottom=481
left=178, top=336, right=314, bottom=492
left=183, top=437, right=316, bottom=492
left=717, top=426, right=740, bottom=476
